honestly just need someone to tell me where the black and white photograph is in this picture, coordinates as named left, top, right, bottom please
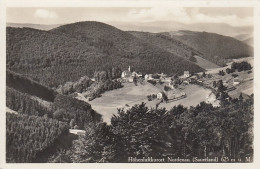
left=1, top=0, right=259, bottom=167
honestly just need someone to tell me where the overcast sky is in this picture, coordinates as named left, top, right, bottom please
left=6, top=7, right=253, bottom=27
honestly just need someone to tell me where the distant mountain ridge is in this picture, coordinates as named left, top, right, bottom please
left=7, top=22, right=62, bottom=31
left=109, top=21, right=253, bottom=37
left=8, top=21, right=253, bottom=38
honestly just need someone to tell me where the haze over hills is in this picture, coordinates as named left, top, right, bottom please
left=163, top=30, right=253, bottom=66
left=7, top=21, right=253, bottom=38
left=243, top=37, right=254, bottom=47
left=233, top=33, right=253, bottom=41
left=7, top=22, right=62, bottom=31
left=108, top=21, right=253, bottom=37
left=7, top=21, right=204, bottom=87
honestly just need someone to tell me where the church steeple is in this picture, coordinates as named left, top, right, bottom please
left=128, top=65, right=131, bottom=72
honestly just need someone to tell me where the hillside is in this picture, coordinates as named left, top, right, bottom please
left=128, top=31, right=201, bottom=59
left=50, top=21, right=204, bottom=74
left=243, top=37, right=254, bottom=47
left=233, top=33, right=253, bottom=41
left=164, top=30, right=254, bottom=66
left=129, top=31, right=219, bottom=69
left=6, top=27, right=111, bottom=87
left=7, top=22, right=204, bottom=88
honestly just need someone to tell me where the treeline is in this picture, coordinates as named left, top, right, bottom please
left=6, top=70, right=56, bottom=102
left=6, top=87, right=53, bottom=117
left=49, top=96, right=253, bottom=163
left=86, top=79, right=123, bottom=101
left=56, top=67, right=122, bottom=95
left=6, top=113, right=69, bottom=163
left=57, top=76, right=93, bottom=95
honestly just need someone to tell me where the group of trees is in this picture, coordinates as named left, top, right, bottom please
left=231, top=61, right=252, bottom=72
left=94, top=67, right=122, bottom=82
left=147, top=94, right=157, bottom=101
left=86, top=79, right=123, bottom=101
left=218, top=70, right=225, bottom=76
left=56, top=76, right=93, bottom=95
left=6, top=113, right=69, bottom=162
left=48, top=96, right=253, bottom=163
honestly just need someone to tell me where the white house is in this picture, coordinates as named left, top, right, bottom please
left=157, top=92, right=166, bottom=99
left=145, top=74, right=153, bottom=80
left=233, top=78, right=240, bottom=86
left=184, top=71, right=190, bottom=78
left=132, top=71, right=142, bottom=77
left=121, top=66, right=132, bottom=78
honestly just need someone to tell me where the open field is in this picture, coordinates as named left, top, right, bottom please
left=89, top=83, right=212, bottom=124
left=89, top=83, right=162, bottom=123
left=159, top=84, right=212, bottom=109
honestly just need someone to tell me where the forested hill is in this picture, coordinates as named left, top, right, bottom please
left=7, top=23, right=204, bottom=87
left=129, top=31, right=202, bottom=60
left=163, top=31, right=254, bottom=66
left=50, top=21, right=204, bottom=73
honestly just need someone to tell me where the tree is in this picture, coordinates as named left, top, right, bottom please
left=70, top=119, right=76, bottom=129
left=226, top=68, right=231, bottom=74
left=239, top=93, right=243, bottom=102
left=202, top=72, right=206, bottom=78
left=133, top=76, right=138, bottom=86
left=162, top=93, right=168, bottom=103
left=213, top=81, right=217, bottom=88
left=217, top=80, right=224, bottom=93
left=218, top=70, right=225, bottom=76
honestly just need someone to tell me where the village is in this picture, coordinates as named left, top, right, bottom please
left=87, top=57, right=253, bottom=124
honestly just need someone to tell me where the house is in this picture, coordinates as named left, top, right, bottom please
left=172, top=92, right=186, bottom=99
left=121, top=66, right=132, bottom=78
left=167, top=81, right=175, bottom=89
left=183, top=80, right=189, bottom=85
left=158, top=73, right=167, bottom=78
left=184, top=71, right=190, bottom=78
left=163, top=77, right=172, bottom=83
left=145, top=74, right=153, bottom=80
left=132, top=71, right=142, bottom=77
left=233, top=78, right=240, bottom=86
left=157, top=92, right=166, bottom=99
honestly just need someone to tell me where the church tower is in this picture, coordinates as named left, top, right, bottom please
left=128, top=65, right=131, bottom=72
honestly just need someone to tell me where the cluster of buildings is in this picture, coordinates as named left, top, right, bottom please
left=121, top=66, right=195, bottom=88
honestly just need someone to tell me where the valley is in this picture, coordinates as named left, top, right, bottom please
left=5, top=19, right=254, bottom=163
